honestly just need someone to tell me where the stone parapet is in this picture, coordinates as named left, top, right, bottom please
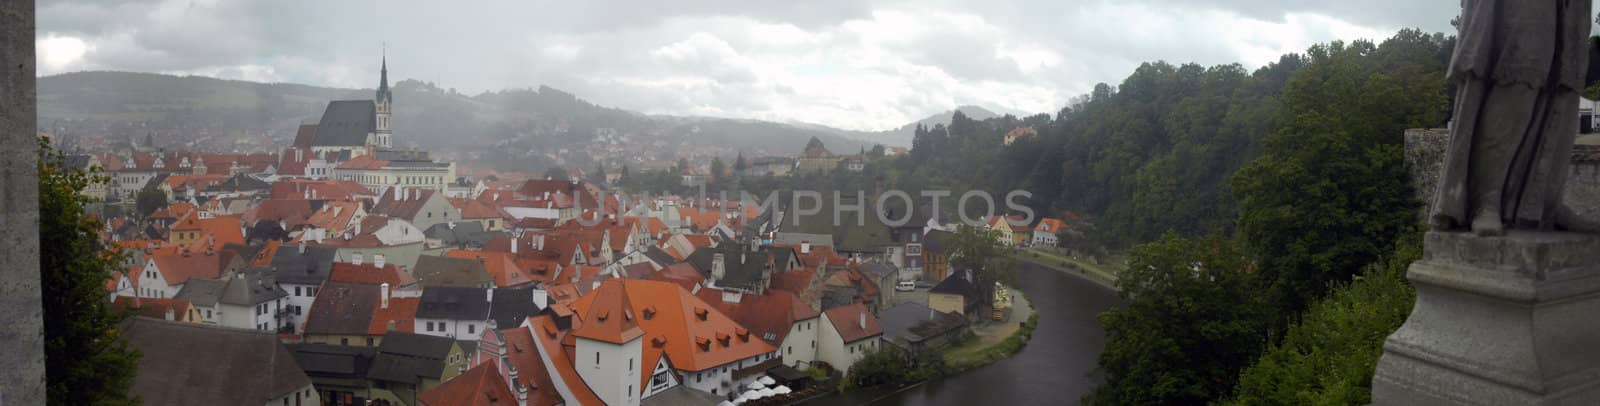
left=1373, top=231, right=1600, bottom=405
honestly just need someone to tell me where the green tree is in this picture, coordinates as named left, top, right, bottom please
left=734, top=152, right=749, bottom=171
left=134, top=187, right=166, bottom=219
left=38, top=137, right=142, bottom=405
left=944, top=224, right=1018, bottom=295
left=1084, top=232, right=1265, bottom=405
left=1232, top=33, right=1446, bottom=320
left=543, top=166, right=569, bottom=181
left=1226, top=233, right=1420, bottom=406
left=710, top=157, right=725, bottom=184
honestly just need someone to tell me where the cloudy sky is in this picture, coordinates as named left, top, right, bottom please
left=37, top=0, right=1468, bottom=131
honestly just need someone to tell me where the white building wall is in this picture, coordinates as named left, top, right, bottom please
left=264, top=384, right=320, bottom=406
left=780, top=317, right=820, bottom=368
left=416, top=318, right=488, bottom=340
left=281, top=282, right=319, bottom=333
left=575, top=337, right=642, bottom=406
left=818, top=313, right=881, bottom=377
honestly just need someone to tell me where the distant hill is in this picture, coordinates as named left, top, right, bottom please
left=796, top=105, right=1030, bottom=147
left=37, top=71, right=872, bottom=173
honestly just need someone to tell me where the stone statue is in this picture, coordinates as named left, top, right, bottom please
left=1429, top=0, right=1591, bottom=236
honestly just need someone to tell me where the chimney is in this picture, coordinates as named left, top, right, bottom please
left=394, top=185, right=401, bottom=201
left=353, top=253, right=364, bottom=265
left=164, top=307, right=175, bottom=321
left=712, top=253, right=726, bottom=281
left=532, top=289, right=548, bottom=310
left=298, top=241, right=306, bottom=254
left=374, top=254, right=385, bottom=268
left=801, top=241, right=811, bottom=254
left=859, top=311, right=866, bottom=330
left=511, top=236, right=519, bottom=254
left=380, top=282, right=390, bottom=309
left=486, top=288, right=494, bottom=304
left=537, top=234, right=545, bottom=251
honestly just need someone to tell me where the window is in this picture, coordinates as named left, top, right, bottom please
left=595, top=352, right=600, bottom=365
left=426, top=322, right=434, bottom=332
left=340, top=338, right=348, bottom=346
left=629, top=357, right=633, bottom=371
left=366, top=337, right=374, bottom=347
left=787, top=347, right=792, bottom=355
left=468, top=324, right=475, bottom=334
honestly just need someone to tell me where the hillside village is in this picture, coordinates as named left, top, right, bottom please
left=66, top=60, right=1074, bottom=406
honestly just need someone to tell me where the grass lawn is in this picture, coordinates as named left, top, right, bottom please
left=1014, top=248, right=1123, bottom=289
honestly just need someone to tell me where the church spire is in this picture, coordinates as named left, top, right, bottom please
left=377, top=45, right=390, bottom=101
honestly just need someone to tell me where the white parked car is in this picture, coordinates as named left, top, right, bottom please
left=895, top=281, right=916, bottom=292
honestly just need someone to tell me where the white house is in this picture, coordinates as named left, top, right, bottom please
left=415, top=287, right=492, bottom=341
left=818, top=303, right=884, bottom=377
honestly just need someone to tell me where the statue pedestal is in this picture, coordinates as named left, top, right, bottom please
left=1373, top=231, right=1600, bottom=405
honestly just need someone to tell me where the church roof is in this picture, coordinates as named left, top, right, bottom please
left=312, top=100, right=375, bottom=147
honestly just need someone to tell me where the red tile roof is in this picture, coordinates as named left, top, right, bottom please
left=570, top=279, right=646, bottom=344
left=417, top=363, right=517, bottom=406
left=1035, top=217, right=1069, bottom=233
left=569, top=279, right=776, bottom=372
left=824, top=303, right=882, bottom=343
left=525, top=315, right=603, bottom=406
left=646, top=263, right=704, bottom=292
left=169, top=214, right=246, bottom=250
left=446, top=250, right=534, bottom=288
left=498, top=327, right=562, bottom=406
left=329, top=262, right=413, bottom=286
left=368, top=296, right=420, bottom=335
left=373, top=187, right=442, bottom=220
left=112, top=296, right=196, bottom=322
left=148, top=249, right=228, bottom=285
left=695, top=288, right=819, bottom=345
left=269, top=179, right=373, bottom=201
left=335, top=154, right=390, bottom=170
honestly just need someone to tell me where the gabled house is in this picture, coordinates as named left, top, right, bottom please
left=416, top=287, right=493, bottom=340
left=929, top=269, right=984, bottom=319
left=566, top=279, right=780, bottom=399
left=111, top=296, right=202, bottom=323
left=139, top=246, right=241, bottom=299
left=684, top=244, right=773, bottom=294
left=214, top=268, right=290, bottom=332
left=366, top=332, right=470, bottom=406
left=267, top=244, right=338, bottom=332
left=1032, top=217, right=1068, bottom=247
left=303, top=282, right=420, bottom=348
left=373, top=186, right=459, bottom=231
left=818, top=303, right=884, bottom=377
left=694, top=288, right=822, bottom=369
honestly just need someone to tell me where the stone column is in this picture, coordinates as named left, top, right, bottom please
left=0, top=0, right=43, bottom=404
left=1371, top=231, right=1600, bottom=405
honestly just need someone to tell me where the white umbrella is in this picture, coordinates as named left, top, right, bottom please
left=758, top=387, right=777, bottom=398
left=746, top=380, right=766, bottom=390
left=773, top=385, right=793, bottom=395
left=758, top=376, right=777, bottom=386
left=718, top=401, right=737, bottom=406
left=742, top=389, right=764, bottom=400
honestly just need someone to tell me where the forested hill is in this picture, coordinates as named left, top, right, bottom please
left=37, top=71, right=878, bottom=172
left=813, top=29, right=1457, bottom=253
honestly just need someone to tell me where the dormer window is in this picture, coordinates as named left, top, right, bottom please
left=694, top=307, right=708, bottom=321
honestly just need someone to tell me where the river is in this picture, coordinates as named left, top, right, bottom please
left=800, top=261, right=1123, bottom=405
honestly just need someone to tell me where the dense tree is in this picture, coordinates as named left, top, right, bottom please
left=38, top=137, right=142, bottom=405
left=710, top=157, right=725, bottom=183
left=1233, top=31, right=1447, bottom=319
left=1226, top=233, right=1420, bottom=406
left=943, top=225, right=1018, bottom=299
left=134, top=186, right=166, bottom=219
left=542, top=166, right=569, bottom=181
left=1084, top=232, right=1265, bottom=405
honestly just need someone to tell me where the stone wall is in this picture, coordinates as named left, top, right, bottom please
left=1404, top=128, right=1600, bottom=227
left=0, top=1, right=45, bottom=404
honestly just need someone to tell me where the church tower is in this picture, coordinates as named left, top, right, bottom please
left=374, top=51, right=393, bottom=149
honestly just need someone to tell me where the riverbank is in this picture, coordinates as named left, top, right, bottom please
left=941, top=289, right=1037, bottom=371
left=1011, top=248, right=1120, bottom=290
left=797, top=262, right=1121, bottom=405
